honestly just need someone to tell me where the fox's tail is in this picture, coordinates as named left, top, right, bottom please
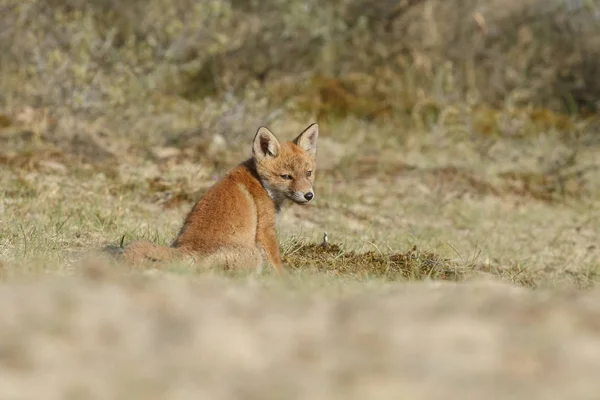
left=122, top=240, right=184, bottom=265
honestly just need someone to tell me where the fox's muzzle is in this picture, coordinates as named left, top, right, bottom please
left=291, top=190, right=314, bottom=204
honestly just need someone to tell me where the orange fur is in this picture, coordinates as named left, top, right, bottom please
left=122, top=123, right=319, bottom=275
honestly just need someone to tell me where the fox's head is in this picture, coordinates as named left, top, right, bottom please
left=252, top=123, right=319, bottom=207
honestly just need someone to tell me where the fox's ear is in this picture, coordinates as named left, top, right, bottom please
left=293, top=123, right=318, bottom=158
left=253, top=126, right=281, bottom=161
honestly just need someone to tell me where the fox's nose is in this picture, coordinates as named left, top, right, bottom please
left=304, top=192, right=314, bottom=201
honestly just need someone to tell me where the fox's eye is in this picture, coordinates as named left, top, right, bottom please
left=306, top=170, right=312, bottom=177
left=280, top=174, right=293, bottom=180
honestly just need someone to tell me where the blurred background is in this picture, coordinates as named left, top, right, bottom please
left=1, top=0, right=599, bottom=152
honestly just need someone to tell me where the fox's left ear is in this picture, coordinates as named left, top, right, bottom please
left=293, top=123, right=318, bottom=158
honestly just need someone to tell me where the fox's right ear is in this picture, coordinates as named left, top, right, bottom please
left=253, top=126, right=281, bottom=161
left=293, top=123, right=318, bottom=158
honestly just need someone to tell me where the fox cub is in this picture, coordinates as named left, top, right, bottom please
left=123, top=123, right=319, bottom=274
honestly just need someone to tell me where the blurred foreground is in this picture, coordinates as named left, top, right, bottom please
left=0, top=270, right=599, bottom=399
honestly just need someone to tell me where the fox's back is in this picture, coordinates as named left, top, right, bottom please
left=172, top=161, right=275, bottom=253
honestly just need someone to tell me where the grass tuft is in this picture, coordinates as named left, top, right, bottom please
left=284, top=238, right=461, bottom=282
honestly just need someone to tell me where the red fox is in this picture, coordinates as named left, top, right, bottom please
left=122, top=123, right=319, bottom=275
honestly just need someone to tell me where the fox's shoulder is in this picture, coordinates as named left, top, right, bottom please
left=209, top=159, right=271, bottom=202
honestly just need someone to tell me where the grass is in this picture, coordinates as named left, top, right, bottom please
left=2, top=114, right=598, bottom=288
left=1, top=0, right=600, bottom=398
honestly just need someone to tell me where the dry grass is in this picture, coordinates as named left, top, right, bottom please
left=1, top=0, right=600, bottom=398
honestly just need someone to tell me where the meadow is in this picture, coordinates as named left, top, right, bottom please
left=1, top=0, right=600, bottom=398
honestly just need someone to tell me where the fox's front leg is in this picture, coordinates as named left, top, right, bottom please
left=257, top=226, right=284, bottom=275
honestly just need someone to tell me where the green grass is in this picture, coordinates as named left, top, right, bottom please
left=1, top=113, right=599, bottom=288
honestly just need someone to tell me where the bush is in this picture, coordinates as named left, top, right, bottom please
left=1, top=0, right=598, bottom=123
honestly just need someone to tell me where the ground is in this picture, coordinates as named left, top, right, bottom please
left=1, top=112, right=599, bottom=287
